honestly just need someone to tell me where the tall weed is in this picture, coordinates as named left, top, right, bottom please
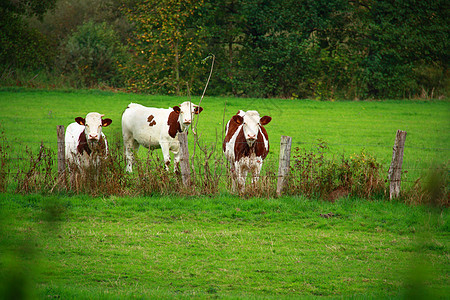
left=289, top=141, right=386, bottom=200
left=16, top=143, right=56, bottom=194
left=0, top=128, right=9, bottom=192
left=4, top=135, right=448, bottom=206
left=403, top=164, right=449, bottom=207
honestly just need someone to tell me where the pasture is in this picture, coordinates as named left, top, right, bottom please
left=0, top=88, right=449, bottom=298
left=0, top=88, right=449, bottom=189
left=0, top=193, right=448, bottom=298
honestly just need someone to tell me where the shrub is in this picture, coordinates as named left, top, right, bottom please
left=289, top=141, right=386, bottom=200
left=58, top=21, right=130, bottom=88
left=403, top=164, right=449, bottom=207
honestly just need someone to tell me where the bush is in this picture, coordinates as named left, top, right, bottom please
left=58, top=21, right=130, bottom=88
left=0, top=20, right=52, bottom=70
left=289, top=141, right=386, bottom=200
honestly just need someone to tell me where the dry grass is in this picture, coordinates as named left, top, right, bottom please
left=1, top=132, right=448, bottom=206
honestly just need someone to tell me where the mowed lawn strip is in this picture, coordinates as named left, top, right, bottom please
left=1, top=193, right=448, bottom=298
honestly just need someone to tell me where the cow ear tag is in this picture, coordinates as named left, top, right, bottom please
left=75, top=117, right=85, bottom=125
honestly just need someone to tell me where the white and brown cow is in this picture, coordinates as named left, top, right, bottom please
left=121, top=101, right=203, bottom=172
left=223, top=110, right=272, bottom=192
left=65, top=112, right=112, bottom=168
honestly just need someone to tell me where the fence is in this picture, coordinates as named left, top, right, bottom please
left=54, top=126, right=406, bottom=199
left=1, top=125, right=447, bottom=201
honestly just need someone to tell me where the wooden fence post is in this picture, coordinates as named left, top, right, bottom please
left=388, top=130, right=407, bottom=200
left=178, top=132, right=191, bottom=186
left=56, top=125, right=66, bottom=186
left=277, top=135, right=292, bottom=197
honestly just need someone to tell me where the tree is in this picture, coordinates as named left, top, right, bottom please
left=353, top=0, right=449, bottom=98
left=124, top=0, right=207, bottom=95
left=59, top=21, right=130, bottom=88
left=0, top=0, right=57, bottom=69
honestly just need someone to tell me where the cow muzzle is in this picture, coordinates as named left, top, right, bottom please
left=246, top=134, right=257, bottom=146
left=88, top=133, right=100, bottom=141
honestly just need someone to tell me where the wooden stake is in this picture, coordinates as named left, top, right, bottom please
left=277, top=135, right=292, bottom=197
left=388, top=130, right=407, bottom=200
left=56, top=125, right=66, bottom=187
left=178, top=132, right=191, bottom=186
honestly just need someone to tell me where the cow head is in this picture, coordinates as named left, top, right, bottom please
left=171, top=101, right=203, bottom=132
left=75, top=112, right=112, bottom=145
left=232, top=110, right=271, bottom=147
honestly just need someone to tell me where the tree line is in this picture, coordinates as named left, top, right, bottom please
left=1, top=0, right=448, bottom=99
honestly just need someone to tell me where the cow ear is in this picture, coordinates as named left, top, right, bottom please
left=194, top=106, right=203, bottom=114
left=232, top=115, right=243, bottom=125
left=102, top=118, right=112, bottom=127
left=172, top=106, right=181, bottom=113
left=260, top=116, right=272, bottom=125
left=75, top=117, right=85, bottom=125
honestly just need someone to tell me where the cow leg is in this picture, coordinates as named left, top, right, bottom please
left=251, top=160, right=263, bottom=184
left=230, top=164, right=238, bottom=193
left=236, top=163, right=247, bottom=194
left=160, top=143, right=171, bottom=171
left=173, top=150, right=181, bottom=173
left=124, top=136, right=139, bottom=173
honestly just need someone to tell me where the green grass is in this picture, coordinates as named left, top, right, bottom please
left=0, top=193, right=448, bottom=298
left=0, top=89, right=448, bottom=297
left=0, top=88, right=449, bottom=182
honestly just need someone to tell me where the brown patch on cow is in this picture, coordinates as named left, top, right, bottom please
left=77, top=131, right=91, bottom=155
left=167, top=110, right=181, bottom=138
left=77, top=132, right=107, bottom=156
left=255, top=126, right=269, bottom=160
left=234, top=128, right=250, bottom=162
left=147, top=115, right=157, bottom=126
left=222, top=116, right=243, bottom=152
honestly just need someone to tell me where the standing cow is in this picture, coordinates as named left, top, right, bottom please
left=223, top=110, right=272, bottom=192
left=65, top=112, right=112, bottom=182
left=121, top=101, right=203, bottom=172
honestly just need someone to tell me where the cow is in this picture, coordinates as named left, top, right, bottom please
left=121, top=101, right=203, bottom=172
left=223, top=110, right=272, bottom=193
left=65, top=112, right=112, bottom=167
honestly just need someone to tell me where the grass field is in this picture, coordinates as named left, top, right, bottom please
left=0, top=193, right=448, bottom=298
left=0, top=87, right=449, bottom=188
left=0, top=88, right=449, bottom=298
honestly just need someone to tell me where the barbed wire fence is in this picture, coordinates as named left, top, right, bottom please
left=1, top=126, right=448, bottom=201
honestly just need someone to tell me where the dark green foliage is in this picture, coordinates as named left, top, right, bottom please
left=1, top=0, right=448, bottom=98
left=0, top=0, right=56, bottom=69
left=0, top=9, right=53, bottom=69
left=356, top=0, right=449, bottom=99
left=58, top=21, right=130, bottom=88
